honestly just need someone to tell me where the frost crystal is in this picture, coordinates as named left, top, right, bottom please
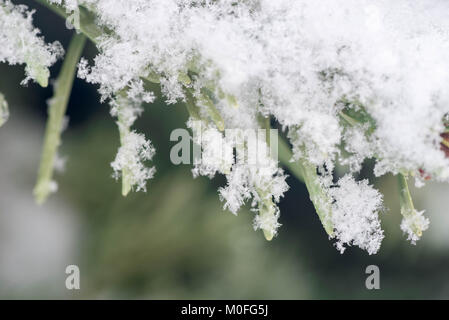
left=188, top=118, right=288, bottom=239
left=109, top=88, right=156, bottom=194
left=400, top=210, right=430, bottom=245
left=188, top=119, right=234, bottom=178
left=0, top=0, right=63, bottom=86
left=111, top=131, right=156, bottom=193
left=218, top=133, right=289, bottom=240
left=329, top=175, right=384, bottom=255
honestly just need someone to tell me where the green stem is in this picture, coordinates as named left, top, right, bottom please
left=397, top=173, right=423, bottom=237
left=114, top=91, right=133, bottom=197
left=298, top=157, right=334, bottom=236
left=397, top=173, right=414, bottom=213
left=278, top=104, right=375, bottom=236
left=198, top=89, right=225, bottom=131
left=278, top=137, right=334, bottom=236
left=339, top=111, right=360, bottom=127
left=255, top=116, right=278, bottom=241
left=118, top=122, right=132, bottom=197
left=184, top=88, right=201, bottom=120
left=34, top=33, right=87, bottom=204
left=258, top=113, right=333, bottom=236
left=0, top=93, right=9, bottom=127
left=278, top=137, right=304, bottom=182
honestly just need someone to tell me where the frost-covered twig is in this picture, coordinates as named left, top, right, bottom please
left=34, top=33, right=86, bottom=204
left=397, top=173, right=429, bottom=244
left=108, top=87, right=156, bottom=196
left=278, top=137, right=334, bottom=236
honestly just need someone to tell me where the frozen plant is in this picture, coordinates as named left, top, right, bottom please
left=1, top=0, right=449, bottom=254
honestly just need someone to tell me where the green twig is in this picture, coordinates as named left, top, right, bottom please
left=0, top=93, right=9, bottom=127
left=278, top=137, right=334, bottom=236
left=34, top=33, right=87, bottom=204
left=397, top=173, right=424, bottom=237
left=398, top=173, right=414, bottom=213
left=278, top=137, right=304, bottom=182
left=114, top=91, right=133, bottom=197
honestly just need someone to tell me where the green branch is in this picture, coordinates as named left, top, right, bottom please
left=34, top=33, right=87, bottom=204
left=0, top=93, right=9, bottom=127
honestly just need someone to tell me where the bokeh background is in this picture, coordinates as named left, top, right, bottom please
left=1, top=0, right=449, bottom=299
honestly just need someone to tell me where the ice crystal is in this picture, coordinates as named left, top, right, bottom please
left=111, top=131, right=156, bottom=193
left=109, top=87, right=156, bottom=194
left=188, top=119, right=234, bottom=178
left=400, top=209, right=430, bottom=245
left=329, top=175, right=384, bottom=255
left=188, top=118, right=288, bottom=239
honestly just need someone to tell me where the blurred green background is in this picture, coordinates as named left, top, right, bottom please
left=1, top=0, right=449, bottom=299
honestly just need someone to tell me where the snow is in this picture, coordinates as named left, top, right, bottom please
left=0, top=0, right=63, bottom=86
left=328, top=175, right=384, bottom=255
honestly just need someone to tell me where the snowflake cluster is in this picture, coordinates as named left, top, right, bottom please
left=0, top=0, right=63, bottom=86
left=328, top=175, right=384, bottom=255
left=107, top=82, right=156, bottom=195
left=110, top=131, right=156, bottom=194
left=400, top=209, right=430, bottom=245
